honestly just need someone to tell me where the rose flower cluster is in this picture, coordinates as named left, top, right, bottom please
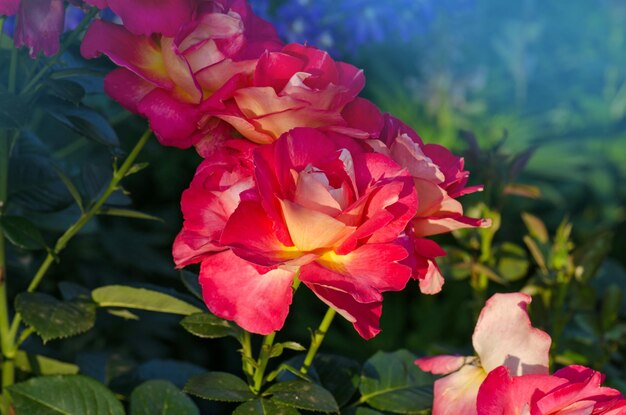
left=79, top=0, right=487, bottom=340
left=417, top=293, right=626, bottom=414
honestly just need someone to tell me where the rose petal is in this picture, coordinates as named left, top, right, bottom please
left=199, top=250, right=295, bottom=334
left=304, top=282, right=382, bottom=339
left=220, top=200, right=298, bottom=266
left=432, top=365, right=487, bottom=415
left=341, top=98, right=384, bottom=138
left=0, top=0, right=20, bottom=16
left=104, top=68, right=155, bottom=114
left=279, top=199, right=353, bottom=251
left=472, top=293, right=551, bottom=375
left=15, top=0, right=64, bottom=57
left=415, top=355, right=467, bottom=375
left=81, top=20, right=173, bottom=88
left=477, top=366, right=566, bottom=415
left=138, top=88, right=204, bottom=148
left=299, top=243, right=411, bottom=303
left=107, top=0, right=195, bottom=36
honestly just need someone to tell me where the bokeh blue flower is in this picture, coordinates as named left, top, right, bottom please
left=249, top=0, right=473, bottom=57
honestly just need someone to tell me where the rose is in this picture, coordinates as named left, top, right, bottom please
left=375, top=114, right=487, bottom=237
left=81, top=0, right=283, bottom=149
left=174, top=128, right=417, bottom=338
left=207, top=43, right=371, bottom=144
left=415, top=293, right=552, bottom=415
left=83, top=0, right=196, bottom=36
left=477, top=365, right=625, bottom=414
left=173, top=139, right=256, bottom=267
left=1, top=0, right=64, bottom=57
left=360, top=112, right=488, bottom=293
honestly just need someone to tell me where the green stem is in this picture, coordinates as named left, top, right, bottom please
left=0, top=130, right=14, bottom=414
left=0, top=17, right=5, bottom=44
left=252, top=332, right=276, bottom=394
left=240, top=331, right=254, bottom=380
left=1, top=360, right=13, bottom=410
left=7, top=129, right=152, bottom=343
left=300, top=307, right=336, bottom=375
left=21, top=8, right=98, bottom=95
left=550, top=273, right=570, bottom=357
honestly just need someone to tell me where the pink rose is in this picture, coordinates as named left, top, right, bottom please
left=2, top=0, right=65, bottom=57
left=477, top=365, right=625, bottom=414
left=375, top=114, right=487, bottom=237
left=83, top=0, right=196, bottom=37
left=364, top=113, right=488, bottom=294
left=415, top=293, right=552, bottom=415
left=173, top=139, right=256, bottom=267
left=207, top=43, right=371, bottom=144
left=174, top=128, right=417, bottom=338
left=81, top=0, right=283, bottom=149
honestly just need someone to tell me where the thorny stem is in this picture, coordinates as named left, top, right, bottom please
left=240, top=331, right=254, bottom=380
left=0, top=130, right=13, bottom=415
left=0, top=43, right=20, bottom=412
left=300, top=307, right=336, bottom=375
left=252, top=332, right=276, bottom=394
left=7, top=129, right=152, bottom=346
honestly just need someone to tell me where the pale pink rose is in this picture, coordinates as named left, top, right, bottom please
left=415, top=293, right=552, bottom=415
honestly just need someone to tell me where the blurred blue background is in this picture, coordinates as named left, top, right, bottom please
left=252, top=0, right=626, bottom=240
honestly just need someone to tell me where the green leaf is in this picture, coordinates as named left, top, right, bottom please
left=314, top=354, right=361, bottom=407
left=234, top=399, right=301, bottom=415
left=97, top=207, right=162, bottom=222
left=124, top=162, right=150, bottom=177
left=360, top=350, right=433, bottom=413
left=472, top=263, right=507, bottom=285
left=45, top=79, right=85, bottom=104
left=8, top=375, right=124, bottom=415
left=14, top=351, right=79, bottom=375
left=180, top=312, right=239, bottom=339
left=15, top=293, right=96, bottom=343
left=184, top=372, right=255, bottom=402
left=522, top=212, right=549, bottom=244
left=0, top=216, right=47, bottom=250
left=503, top=183, right=541, bottom=199
left=523, top=235, right=548, bottom=274
left=9, top=132, right=74, bottom=213
left=269, top=342, right=306, bottom=359
left=0, top=92, right=28, bottom=128
left=48, top=100, right=119, bottom=148
left=107, top=309, right=140, bottom=320
left=130, top=380, right=199, bottom=415
left=280, top=342, right=306, bottom=352
left=54, top=169, right=84, bottom=212
left=92, top=285, right=202, bottom=316
left=265, top=381, right=339, bottom=413
left=496, top=242, right=529, bottom=282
